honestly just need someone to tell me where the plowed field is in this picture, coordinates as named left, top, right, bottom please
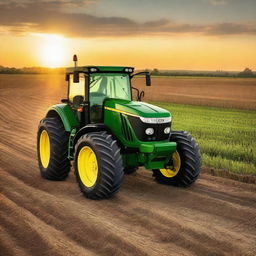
left=1, top=74, right=256, bottom=256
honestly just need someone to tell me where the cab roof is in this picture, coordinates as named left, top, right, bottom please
left=66, top=66, right=134, bottom=74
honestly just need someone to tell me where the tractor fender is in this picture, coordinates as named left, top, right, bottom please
left=46, top=104, right=79, bottom=132
left=73, top=124, right=110, bottom=146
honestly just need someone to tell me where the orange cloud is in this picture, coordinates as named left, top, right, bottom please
left=0, top=0, right=255, bottom=38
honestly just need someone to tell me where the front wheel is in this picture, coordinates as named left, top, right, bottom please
left=74, top=132, right=124, bottom=199
left=153, top=131, right=201, bottom=187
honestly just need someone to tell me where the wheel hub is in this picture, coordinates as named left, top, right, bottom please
left=160, top=151, right=181, bottom=178
left=39, top=130, right=51, bottom=168
left=77, top=146, right=98, bottom=187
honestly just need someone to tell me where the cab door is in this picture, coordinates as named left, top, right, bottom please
left=68, top=73, right=89, bottom=125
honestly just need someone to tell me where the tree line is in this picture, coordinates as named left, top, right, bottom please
left=146, top=68, right=256, bottom=78
left=0, top=65, right=255, bottom=77
left=0, top=66, right=65, bottom=74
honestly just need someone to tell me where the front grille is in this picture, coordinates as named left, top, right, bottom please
left=120, top=114, right=134, bottom=142
left=128, top=116, right=171, bottom=141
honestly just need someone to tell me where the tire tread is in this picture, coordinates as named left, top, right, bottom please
left=74, top=132, right=124, bottom=199
left=37, top=117, right=71, bottom=181
left=153, top=131, right=201, bottom=187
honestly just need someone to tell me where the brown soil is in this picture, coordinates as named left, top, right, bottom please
left=1, top=74, right=256, bottom=256
left=133, top=77, right=256, bottom=110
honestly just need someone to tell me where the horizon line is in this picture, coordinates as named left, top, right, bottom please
left=0, top=65, right=251, bottom=73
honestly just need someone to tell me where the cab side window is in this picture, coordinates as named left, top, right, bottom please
left=69, top=74, right=86, bottom=106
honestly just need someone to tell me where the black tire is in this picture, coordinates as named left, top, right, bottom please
left=74, top=132, right=124, bottom=199
left=123, top=167, right=138, bottom=174
left=37, top=117, right=71, bottom=180
left=153, top=131, right=201, bottom=187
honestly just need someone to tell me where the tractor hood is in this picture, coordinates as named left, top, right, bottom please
left=104, top=99, right=171, bottom=119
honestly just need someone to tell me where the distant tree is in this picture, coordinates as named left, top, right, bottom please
left=151, top=68, right=160, bottom=75
left=238, top=68, right=254, bottom=77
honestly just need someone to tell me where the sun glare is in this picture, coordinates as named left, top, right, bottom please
left=37, top=34, right=69, bottom=68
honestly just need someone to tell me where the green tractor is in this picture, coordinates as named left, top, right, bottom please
left=37, top=56, right=201, bottom=199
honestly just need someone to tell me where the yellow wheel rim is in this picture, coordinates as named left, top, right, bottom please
left=160, top=151, right=181, bottom=178
left=77, top=146, right=98, bottom=187
left=39, top=130, right=50, bottom=168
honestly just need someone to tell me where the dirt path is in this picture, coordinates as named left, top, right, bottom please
left=1, top=74, right=256, bottom=255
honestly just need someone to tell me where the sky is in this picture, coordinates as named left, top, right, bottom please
left=0, top=0, right=255, bottom=70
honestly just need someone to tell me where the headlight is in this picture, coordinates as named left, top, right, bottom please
left=164, top=127, right=171, bottom=134
left=145, top=128, right=154, bottom=135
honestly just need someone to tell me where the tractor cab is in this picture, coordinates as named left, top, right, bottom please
left=64, top=65, right=150, bottom=125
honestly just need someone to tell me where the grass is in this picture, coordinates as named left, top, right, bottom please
left=153, top=102, right=256, bottom=175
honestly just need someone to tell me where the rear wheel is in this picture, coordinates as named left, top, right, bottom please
left=37, top=117, right=71, bottom=180
left=74, top=132, right=124, bottom=199
left=153, top=131, right=201, bottom=187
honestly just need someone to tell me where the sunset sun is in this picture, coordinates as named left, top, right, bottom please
left=38, top=34, right=69, bottom=68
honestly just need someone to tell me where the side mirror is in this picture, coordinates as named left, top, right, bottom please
left=146, top=73, right=151, bottom=86
left=73, top=71, right=80, bottom=83
left=65, top=74, right=69, bottom=82
left=131, top=71, right=151, bottom=86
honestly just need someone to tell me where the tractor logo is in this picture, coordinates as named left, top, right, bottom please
left=157, top=118, right=165, bottom=123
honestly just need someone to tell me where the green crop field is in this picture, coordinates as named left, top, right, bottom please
left=153, top=102, right=256, bottom=175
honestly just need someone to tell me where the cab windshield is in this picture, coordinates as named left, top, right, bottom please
left=90, top=73, right=131, bottom=101
left=89, top=73, right=131, bottom=123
